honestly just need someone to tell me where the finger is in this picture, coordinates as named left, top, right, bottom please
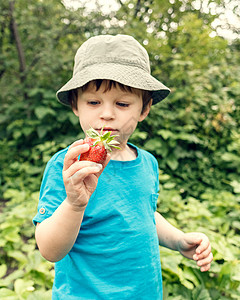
left=197, top=252, right=213, bottom=270
left=63, top=143, right=90, bottom=170
left=63, top=161, right=102, bottom=178
left=70, top=165, right=102, bottom=182
left=195, top=236, right=210, bottom=255
left=183, top=233, right=202, bottom=248
left=68, top=139, right=84, bottom=149
left=193, top=244, right=211, bottom=261
left=200, top=263, right=211, bottom=272
left=197, top=254, right=213, bottom=267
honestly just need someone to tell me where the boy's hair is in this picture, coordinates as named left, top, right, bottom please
left=69, top=80, right=152, bottom=114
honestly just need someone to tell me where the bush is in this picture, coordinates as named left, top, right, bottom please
left=0, top=0, right=239, bottom=298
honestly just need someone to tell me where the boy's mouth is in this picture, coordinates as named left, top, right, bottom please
left=95, top=127, right=119, bottom=135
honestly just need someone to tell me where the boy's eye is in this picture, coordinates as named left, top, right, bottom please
left=117, top=102, right=129, bottom=107
left=88, top=100, right=100, bottom=105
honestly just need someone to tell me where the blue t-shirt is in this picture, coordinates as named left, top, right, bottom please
left=33, top=143, right=163, bottom=300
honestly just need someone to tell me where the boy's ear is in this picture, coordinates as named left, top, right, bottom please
left=71, top=88, right=80, bottom=116
left=139, top=99, right=153, bottom=122
left=72, top=107, right=79, bottom=117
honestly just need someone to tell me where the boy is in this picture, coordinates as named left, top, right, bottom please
left=33, top=35, right=213, bottom=299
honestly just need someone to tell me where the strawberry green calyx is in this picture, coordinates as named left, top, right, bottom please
left=86, top=127, right=121, bottom=152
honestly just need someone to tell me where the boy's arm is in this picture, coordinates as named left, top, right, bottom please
left=155, top=211, right=213, bottom=272
left=35, top=200, right=84, bottom=262
left=35, top=140, right=110, bottom=262
left=154, top=211, right=184, bottom=250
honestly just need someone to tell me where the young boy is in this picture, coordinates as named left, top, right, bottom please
left=33, top=35, right=213, bottom=299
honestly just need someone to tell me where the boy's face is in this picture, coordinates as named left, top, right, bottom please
left=73, top=81, right=151, bottom=150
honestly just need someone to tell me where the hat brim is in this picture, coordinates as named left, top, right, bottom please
left=56, top=63, right=170, bottom=106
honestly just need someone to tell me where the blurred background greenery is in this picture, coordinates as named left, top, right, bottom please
left=0, top=0, right=239, bottom=299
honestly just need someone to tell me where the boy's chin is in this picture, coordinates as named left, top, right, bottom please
left=115, top=137, right=129, bottom=148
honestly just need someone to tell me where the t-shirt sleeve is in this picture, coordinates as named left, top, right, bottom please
left=32, top=150, right=67, bottom=226
left=142, top=148, right=160, bottom=213
left=152, top=156, right=160, bottom=211
left=153, top=156, right=160, bottom=194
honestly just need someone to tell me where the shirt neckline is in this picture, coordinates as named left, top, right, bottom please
left=108, top=143, right=142, bottom=169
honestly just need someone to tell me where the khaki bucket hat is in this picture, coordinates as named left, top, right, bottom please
left=56, top=34, right=170, bottom=105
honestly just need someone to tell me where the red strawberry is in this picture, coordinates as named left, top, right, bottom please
left=80, top=127, right=120, bottom=164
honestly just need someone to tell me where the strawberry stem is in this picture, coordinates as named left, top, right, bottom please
left=86, top=126, right=121, bottom=152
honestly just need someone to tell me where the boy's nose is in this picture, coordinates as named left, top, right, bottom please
left=99, top=104, right=115, bottom=121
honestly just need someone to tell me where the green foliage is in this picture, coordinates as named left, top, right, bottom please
left=0, top=0, right=239, bottom=298
left=158, top=177, right=240, bottom=299
left=0, top=141, right=65, bottom=299
left=0, top=187, right=54, bottom=299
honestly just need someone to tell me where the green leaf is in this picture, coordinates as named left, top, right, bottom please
left=0, top=265, right=7, bottom=278
left=0, top=288, right=17, bottom=299
left=232, top=221, right=240, bottom=230
left=103, top=131, right=111, bottom=139
left=0, top=270, right=25, bottom=288
left=86, top=127, right=99, bottom=138
left=176, top=133, right=202, bottom=144
left=14, top=279, right=34, bottom=296
left=37, top=126, right=48, bottom=139
left=221, top=152, right=240, bottom=163
left=13, top=130, right=22, bottom=140
left=26, top=290, right=52, bottom=300
left=160, top=248, right=182, bottom=275
left=0, top=114, right=9, bottom=124
left=163, top=182, right=176, bottom=189
left=22, top=127, right=34, bottom=137
left=166, top=154, right=179, bottom=170
left=8, top=251, right=28, bottom=264
left=192, top=285, right=211, bottom=300
left=157, top=129, right=173, bottom=140
left=229, top=180, right=240, bottom=193
left=2, top=228, right=20, bottom=243
left=144, top=138, right=161, bottom=151
left=178, top=267, right=194, bottom=289
left=35, top=106, right=55, bottom=120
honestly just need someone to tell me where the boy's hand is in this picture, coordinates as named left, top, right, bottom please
left=177, top=232, right=213, bottom=272
left=63, top=139, right=110, bottom=211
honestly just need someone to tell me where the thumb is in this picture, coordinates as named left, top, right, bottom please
left=184, top=233, right=202, bottom=246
